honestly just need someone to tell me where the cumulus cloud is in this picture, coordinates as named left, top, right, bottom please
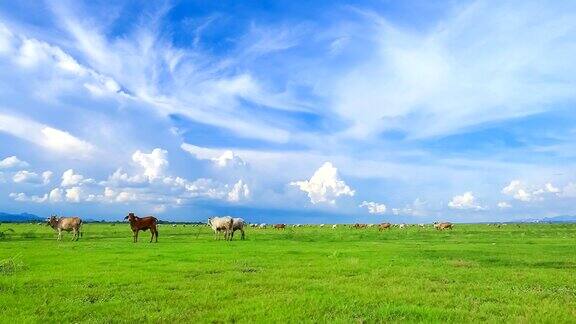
left=212, top=151, right=247, bottom=168
left=132, top=148, right=169, bottom=181
left=227, top=180, right=250, bottom=202
left=502, top=180, right=560, bottom=202
left=359, top=201, right=387, bottom=214
left=49, top=188, right=63, bottom=202
left=13, top=170, right=39, bottom=184
left=290, top=162, right=354, bottom=204
left=180, top=144, right=247, bottom=168
left=41, top=171, right=53, bottom=185
left=0, top=156, right=29, bottom=169
left=448, top=192, right=484, bottom=210
left=61, top=169, right=89, bottom=187
left=65, top=187, right=82, bottom=202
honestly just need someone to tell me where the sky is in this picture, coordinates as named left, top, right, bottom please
left=0, top=0, right=576, bottom=223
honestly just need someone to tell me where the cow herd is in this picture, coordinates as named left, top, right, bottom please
left=44, top=214, right=454, bottom=242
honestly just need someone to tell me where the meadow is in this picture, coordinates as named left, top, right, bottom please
left=0, top=222, right=575, bottom=323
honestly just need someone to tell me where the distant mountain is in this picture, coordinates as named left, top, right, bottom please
left=517, top=215, right=576, bottom=223
left=0, top=212, right=43, bottom=223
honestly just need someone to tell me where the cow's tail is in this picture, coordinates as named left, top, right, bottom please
left=79, top=220, right=84, bottom=238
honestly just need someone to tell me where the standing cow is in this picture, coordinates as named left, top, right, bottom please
left=47, top=215, right=83, bottom=241
left=231, top=217, right=246, bottom=240
left=378, top=222, right=391, bottom=231
left=434, top=222, right=454, bottom=230
left=124, top=212, right=159, bottom=243
left=208, top=216, right=234, bottom=240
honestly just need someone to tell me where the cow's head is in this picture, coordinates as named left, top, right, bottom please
left=124, top=212, right=135, bottom=221
left=46, top=215, right=58, bottom=227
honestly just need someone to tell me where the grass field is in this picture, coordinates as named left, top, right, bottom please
left=0, top=223, right=575, bottom=323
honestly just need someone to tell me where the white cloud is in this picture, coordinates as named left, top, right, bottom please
left=448, top=192, right=484, bottom=210
left=502, top=180, right=559, bottom=202
left=65, top=187, right=82, bottom=202
left=9, top=192, right=48, bottom=203
left=227, top=180, right=250, bottom=202
left=212, top=150, right=247, bottom=168
left=290, top=162, right=355, bottom=204
left=179, top=144, right=247, bottom=168
left=49, top=188, right=63, bottom=202
left=545, top=183, right=560, bottom=194
left=41, top=171, right=53, bottom=185
left=40, top=127, right=94, bottom=157
left=13, top=170, right=39, bottom=183
left=0, top=156, right=29, bottom=169
left=329, top=2, right=576, bottom=140
left=132, top=148, right=169, bottom=181
left=0, top=114, right=94, bottom=157
left=61, top=169, right=88, bottom=187
left=359, top=201, right=387, bottom=214
left=497, top=201, right=512, bottom=209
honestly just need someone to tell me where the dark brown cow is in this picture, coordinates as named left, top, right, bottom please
left=378, top=222, right=391, bottom=231
left=124, top=212, right=158, bottom=243
left=274, top=224, right=286, bottom=230
left=353, top=223, right=367, bottom=229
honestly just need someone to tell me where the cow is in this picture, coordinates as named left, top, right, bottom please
left=259, top=223, right=267, bottom=229
left=208, top=216, right=234, bottom=240
left=434, top=222, right=453, bottom=230
left=353, top=223, right=367, bottom=229
left=274, top=224, right=286, bottom=230
left=124, top=212, right=158, bottom=243
left=378, top=222, right=391, bottom=231
left=332, top=224, right=338, bottom=229
left=231, top=218, right=246, bottom=240
left=399, top=223, right=406, bottom=229
left=47, top=215, right=83, bottom=241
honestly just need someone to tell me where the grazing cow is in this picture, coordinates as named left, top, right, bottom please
left=319, top=224, right=325, bottom=228
left=399, top=223, right=406, bottom=229
left=434, top=222, right=453, bottom=230
left=332, top=224, right=338, bottom=229
left=259, top=223, right=267, bottom=229
left=231, top=218, right=246, bottom=240
left=378, top=222, right=391, bottom=231
left=47, top=215, right=83, bottom=241
left=367, top=224, right=375, bottom=228
left=208, top=216, right=234, bottom=240
left=274, top=224, right=286, bottom=230
left=353, top=223, right=367, bottom=229
left=124, top=213, right=159, bottom=243
left=418, top=223, right=425, bottom=228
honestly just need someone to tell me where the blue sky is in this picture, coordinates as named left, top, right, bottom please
left=1, top=0, right=576, bottom=223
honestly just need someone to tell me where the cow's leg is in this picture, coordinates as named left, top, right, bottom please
left=57, top=229, right=62, bottom=241
left=133, top=230, right=138, bottom=243
left=241, top=229, right=245, bottom=240
left=229, top=230, right=234, bottom=241
left=72, top=229, right=76, bottom=241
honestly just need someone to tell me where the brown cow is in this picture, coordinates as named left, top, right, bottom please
left=124, top=212, right=158, bottom=243
left=47, top=215, right=83, bottom=241
left=378, top=222, right=391, bottom=231
left=434, top=222, right=453, bottom=230
left=353, top=223, right=367, bottom=229
left=274, top=224, right=286, bottom=230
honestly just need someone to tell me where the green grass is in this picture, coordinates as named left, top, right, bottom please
left=0, top=223, right=575, bottom=323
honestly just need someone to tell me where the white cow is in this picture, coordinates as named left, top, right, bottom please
left=207, top=216, right=234, bottom=240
